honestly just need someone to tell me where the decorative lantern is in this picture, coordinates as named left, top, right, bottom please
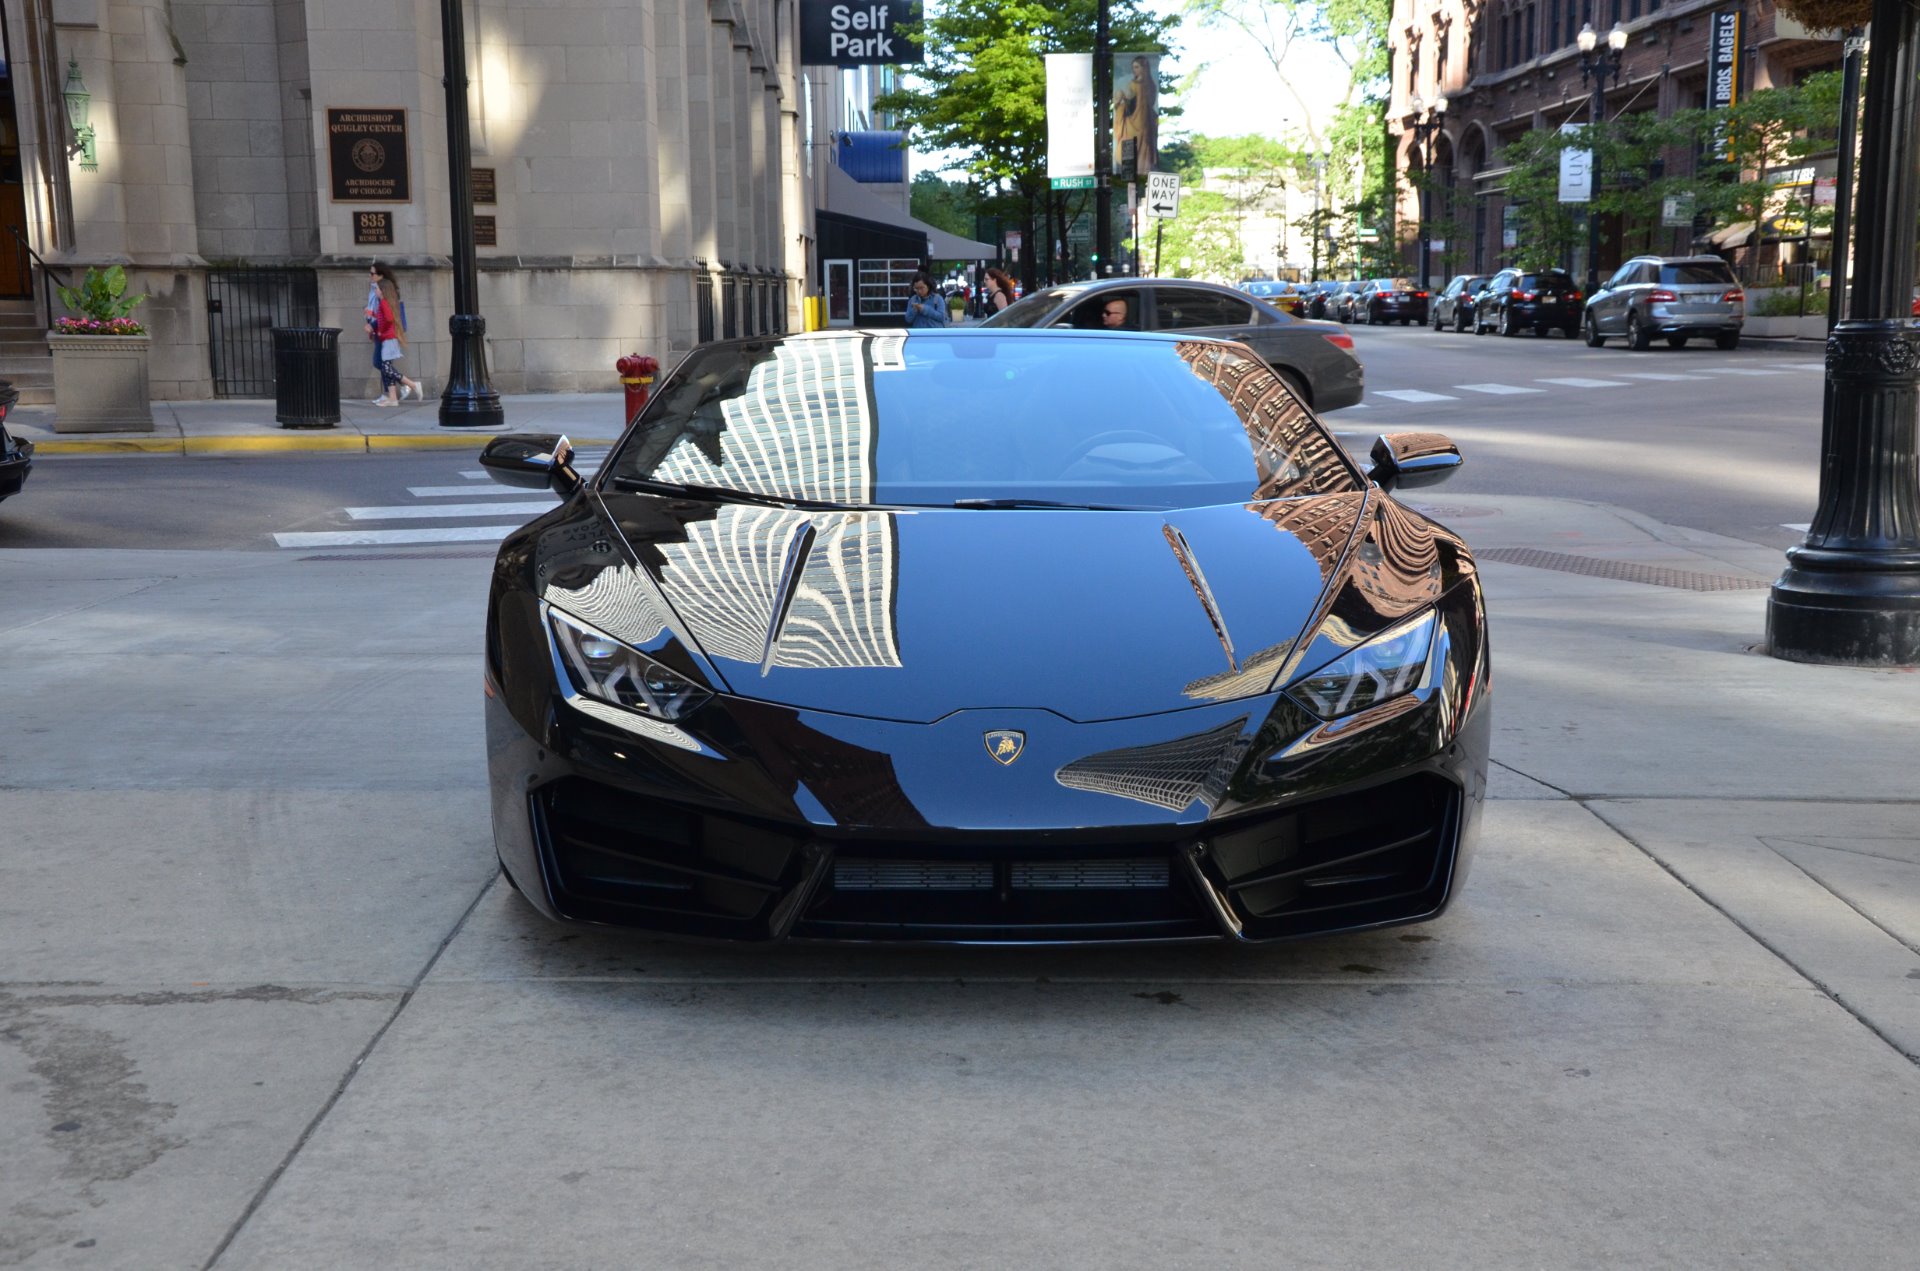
left=63, top=58, right=97, bottom=171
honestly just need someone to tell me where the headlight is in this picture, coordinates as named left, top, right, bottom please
left=1286, top=609, right=1436, bottom=719
left=546, top=605, right=711, bottom=720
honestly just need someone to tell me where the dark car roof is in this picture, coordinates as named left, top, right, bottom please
left=985, top=276, right=1291, bottom=324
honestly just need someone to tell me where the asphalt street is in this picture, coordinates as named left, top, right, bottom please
left=6, top=334, right=1920, bottom=1269
left=0, top=327, right=1824, bottom=554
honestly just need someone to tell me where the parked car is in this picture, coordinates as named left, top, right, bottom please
left=1430, top=274, right=1492, bottom=332
left=1301, top=280, right=1343, bottom=320
left=1238, top=279, right=1305, bottom=316
left=476, top=329, right=1486, bottom=943
left=1356, top=277, right=1430, bottom=325
left=0, top=381, right=27, bottom=506
left=1329, top=280, right=1369, bottom=324
left=1583, top=255, right=1745, bottom=350
left=1473, top=268, right=1584, bottom=337
left=984, top=276, right=1365, bottom=410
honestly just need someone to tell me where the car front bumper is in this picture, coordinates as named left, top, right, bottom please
left=484, top=585, right=1491, bottom=945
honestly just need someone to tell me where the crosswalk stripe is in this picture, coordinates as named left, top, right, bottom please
left=275, top=525, right=517, bottom=548
left=1616, top=372, right=1709, bottom=381
left=409, top=484, right=562, bottom=498
left=1700, top=367, right=1786, bottom=375
left=1537, top=377, right=1628, bottom=388
left=1454, top=383, right=1544, bottom=395
left=459, top=470, right=490, bottom=479
left=346, top=501, right=554, bottom=520
left=1374, top=389, right=1458, bottom=403
left=1782, top=523, right=1811, bottom=532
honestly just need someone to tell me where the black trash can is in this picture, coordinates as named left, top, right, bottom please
left=272, top=327, right=342, bottom=429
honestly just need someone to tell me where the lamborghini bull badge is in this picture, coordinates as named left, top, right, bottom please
left=984, top=730, right=1026, bottom=766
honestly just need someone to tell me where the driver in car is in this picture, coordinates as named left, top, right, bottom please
left=1101, top=297, right=1133, bottom=329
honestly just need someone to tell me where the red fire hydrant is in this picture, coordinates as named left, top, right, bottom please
left=616, top=354, right=659, bottom=421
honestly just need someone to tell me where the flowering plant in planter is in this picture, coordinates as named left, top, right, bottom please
left=53, top=315, right=146, bottom=335
left=55, top=265, right=148, bottom=333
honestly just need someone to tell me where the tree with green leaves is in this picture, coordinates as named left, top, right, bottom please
left=877, top=0, right=1177, bottom=287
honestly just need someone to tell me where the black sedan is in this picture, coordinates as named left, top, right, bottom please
left=1473, top=268, right=1584, bottom=337
left=1430, top=274, right=1491, bottom=332
left=0, top=382, right=28, bottom=505
left=1357, top=277, right=1429, bottom=325
left=479, top=330, right=1490, bottom=944
left=985, top=277, right=1364, bottom=411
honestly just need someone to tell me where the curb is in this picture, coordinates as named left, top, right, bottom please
left=30, top=432, right=625, bottom=457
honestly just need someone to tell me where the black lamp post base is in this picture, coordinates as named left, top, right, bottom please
left=438, top=313, right=504, bottom=429
left=1768, top=570, right=1920, bottom=665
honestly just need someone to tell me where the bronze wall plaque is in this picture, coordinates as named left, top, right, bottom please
left=353, top=211, right=394, bottom=246
left=474, top=215, right=497, bottom=247
left=328, top=108, right=411, bottom=202
left=472, top=167, right=497, bottom=204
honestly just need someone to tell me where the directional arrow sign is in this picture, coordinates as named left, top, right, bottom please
left=1145, top=172, right=1180, bottom=220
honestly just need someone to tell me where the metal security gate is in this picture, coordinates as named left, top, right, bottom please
left=207, top=268, right=319, bottom=397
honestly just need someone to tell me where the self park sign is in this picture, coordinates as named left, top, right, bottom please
left=799, top=1, right=924, bottom=66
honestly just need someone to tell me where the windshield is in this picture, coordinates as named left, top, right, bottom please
left=981, top=286, right=1086, bottom=328
left=605, top=333, right=1362, bottom=512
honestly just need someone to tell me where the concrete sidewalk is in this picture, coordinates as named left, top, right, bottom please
left=3, top=483, right=1919, bottom=1266
left=6, top=391, right=631, bottom=456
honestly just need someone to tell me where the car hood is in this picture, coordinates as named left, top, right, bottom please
left=584, top=491, right=1373, bottom=725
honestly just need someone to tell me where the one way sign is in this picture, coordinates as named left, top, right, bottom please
left=1145, top=173, right=1181, bottom=219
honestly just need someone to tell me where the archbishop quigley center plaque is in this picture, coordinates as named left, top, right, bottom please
left=327, top=109, right=411, bottom=202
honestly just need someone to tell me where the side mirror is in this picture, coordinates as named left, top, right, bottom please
left=1369, top=432, right=1462, bottom=493
left=480, top=434, right=582, bottom=497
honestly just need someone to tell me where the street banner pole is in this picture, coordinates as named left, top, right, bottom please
left=437, top=0, right=503, bottom=427
left=1094, top=0, right=1112, bottom=275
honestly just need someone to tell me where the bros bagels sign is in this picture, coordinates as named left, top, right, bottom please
left=800, top=1, right=924, bottom=66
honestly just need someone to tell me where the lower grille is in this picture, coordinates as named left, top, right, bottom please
left=834, top=861, right=994, bottom=891
left=1012, top=859, right=1170, bottom=889
left=1205, top=773, right=1458, bottom=937
left=535, top=779, right=805, bottom=937
left=797, top=849, right=1211, bottom=943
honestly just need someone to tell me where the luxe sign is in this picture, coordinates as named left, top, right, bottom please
left=799, top=1, right=923, bottom=66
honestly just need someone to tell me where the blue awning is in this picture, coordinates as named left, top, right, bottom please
left=837, top=131, right=909, bottom=184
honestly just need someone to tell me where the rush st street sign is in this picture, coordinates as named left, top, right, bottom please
left=800, top=1, right=924, bottom=66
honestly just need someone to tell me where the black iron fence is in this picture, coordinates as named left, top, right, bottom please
left=207, top=268, right=319, bottom=397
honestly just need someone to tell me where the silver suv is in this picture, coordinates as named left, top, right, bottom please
left=1582, top=255, right=1745, bottom=351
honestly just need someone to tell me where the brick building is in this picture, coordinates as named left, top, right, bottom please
left=1389, top=0, right=1847, bottom=286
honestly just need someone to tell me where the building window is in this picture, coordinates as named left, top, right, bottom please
left=1524, top=6, right=1535, bottom=61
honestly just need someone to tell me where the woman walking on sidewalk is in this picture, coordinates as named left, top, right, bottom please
left=370, top=263, right=423, bottom=407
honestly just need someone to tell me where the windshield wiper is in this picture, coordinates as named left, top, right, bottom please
left=610, top=476, right=845, bottom=510
left=949, top=497, right=1151, bottom=511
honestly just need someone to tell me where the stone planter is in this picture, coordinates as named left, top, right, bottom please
left=49, top=333, right=154, bottom=432
left=1796, top=315, right=1831, bottom=340
left=1744, top=317, right=1794, bottom=338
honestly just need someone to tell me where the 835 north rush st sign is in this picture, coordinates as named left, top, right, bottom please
left=799, top=1, right=923, bottom=66
left=327, top=108, right=411, bottom=202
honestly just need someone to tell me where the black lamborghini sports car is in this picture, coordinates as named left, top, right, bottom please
left=481, top=329, right=1489, bottom=944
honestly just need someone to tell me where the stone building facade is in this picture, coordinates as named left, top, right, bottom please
left=3, top=0, right=807, bottom=400
left=1388, top=0, right=1846, bottom=286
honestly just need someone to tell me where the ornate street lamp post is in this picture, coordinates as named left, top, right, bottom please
left=1408, top=94, right=1446, bottom=290
left=1576, top=21, right=1627, bottom=293
left=1768, top=0, right=1920, bottom=664
left=437, top=0, right=503, bottom=428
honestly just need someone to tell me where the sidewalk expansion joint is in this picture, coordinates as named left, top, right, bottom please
left=1583, top=803, right=1920, bottom=1070
left=1478, top=547, right=1772, bottom=592
left=197, top=871, right=500, bottom=1271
